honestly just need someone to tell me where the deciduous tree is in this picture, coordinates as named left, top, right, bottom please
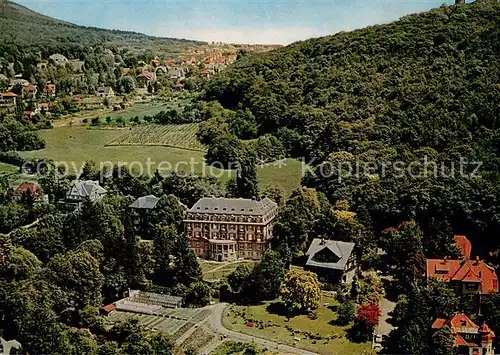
left=280, top=269, right=321, bottom=313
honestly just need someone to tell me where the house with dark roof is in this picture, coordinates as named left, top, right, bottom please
left=432, top=313, right=495, bottom=355
left=129, top=195, right=160, bottom=239
left=426, top=236, right=498, bottom=295
left=184, top=197, right=278, bottom=261
left=62, top=180, right=107, bottom=210
left=304, top=238, right=357, bottom=286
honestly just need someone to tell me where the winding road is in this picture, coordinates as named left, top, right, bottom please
left=199, top=303, right=320, bottom=355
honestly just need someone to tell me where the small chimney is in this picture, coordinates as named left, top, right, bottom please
left=320, top=238, right=326, bottom=245
left=476, top=255, right=480, bottom=265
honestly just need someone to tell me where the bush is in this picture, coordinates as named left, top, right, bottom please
left=336, top=300, right=355, bottom=325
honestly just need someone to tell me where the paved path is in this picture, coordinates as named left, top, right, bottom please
left=201, top=302, right=320, bottom=355
left=3, top=218, right=40, bottom=237
left=377, top=297, right=396, bottom=335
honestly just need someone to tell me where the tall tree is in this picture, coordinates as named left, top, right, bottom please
left=233, top=152, right=259, bottom=199
left=280, top=269, right=321, bottom=313
left=152, top=225, right=201, bottom=287
left=45, top=250, right=104, bottom=310
left=430, top=325, right=457, bottom=355
left=244, top=250, right=286, bottom=301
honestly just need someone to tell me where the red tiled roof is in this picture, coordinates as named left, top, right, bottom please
left=200, top=69, right=209, bottom=75
left=2, top=92, right=17, bottom=97
left=432, top=318, right=447, bottom=328
left=137, top=71, right=154, bottom=80
left=454, top=235, right=472, bottom=259
left=427, top=258, right=499, bottom=294
left=455, top=333, right=468, bottom=346
left=432, top=314, right=495, bottom=347
left=13, top=182, right=41, bottom=197
left=101, top=304, right=115, bottom=314
left=23, top=85, right=36, bottom=92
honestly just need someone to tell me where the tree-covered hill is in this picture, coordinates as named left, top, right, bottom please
left=0, top=0, right=204, bottom=61
left=203, top=2, right=500, bottom=256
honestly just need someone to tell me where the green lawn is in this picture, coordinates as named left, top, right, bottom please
left=222, top=296, right=371, bottom=355
left=0, top=163, right=38, bottom=187
left=200, top=260, right=257, bottom=281
left=101, top=102, right=168, bottom=121
left=0, top=162, right=18, bottom=175
left=19, top=126, right=303, bottom=196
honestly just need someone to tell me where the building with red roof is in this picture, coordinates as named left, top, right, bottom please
left=432, top=313, right=495, bottom=355
left=43, top=83, right=56, bottom=97
left=426, top=236, right=498, bottom=295
left=136, top=71, right=155, bottom=88
left=23, top=85, right=38, bottom=99
left=0, top=92, right=17, bottom=107
left=455, top=235, right=472, bottom=259
left=12, top=182, right=42, bottom=199
left=99, top=304, right=116, bottom=316
left=200, top=69, right=211, bottom=78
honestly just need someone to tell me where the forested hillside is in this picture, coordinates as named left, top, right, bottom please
left=0, top=0, right=202, bottom=61
left=203, top=2, right=500, bottom=257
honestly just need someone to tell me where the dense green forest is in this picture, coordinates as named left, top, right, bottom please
left=203, top=1, right=500, bottom=257
left=0, top=0, right=203, bottom=62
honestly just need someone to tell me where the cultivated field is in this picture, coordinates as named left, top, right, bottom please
left=107, top=124, right=205, bottom=151
left=108, top=308, right=211, bottom=336
left=19, top=126, right=304, bottom=196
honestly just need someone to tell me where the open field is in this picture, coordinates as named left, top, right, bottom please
left=107, top=124, right=204, bottom=151
left=54, top=97, right=190, bottom=127
left=0, top=163, right=38, bottom=187
left=19, top=126, right=304, bottom=196
left=200, top=260, right=257, bottom=281
left=0, top=162, right=18, bottom=175
left=222, top=296, right=371, bottom=355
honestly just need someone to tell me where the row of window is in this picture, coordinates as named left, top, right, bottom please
left=192, top=248, right=260, bottom=259
left=187, top=213, right=275, bottom=224
left=187, top=223, right=264, bottom=233
left=191, top=241, right=264, bottom=250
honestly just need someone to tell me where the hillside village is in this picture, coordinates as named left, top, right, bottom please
left=1, top=1, right=500, bottom=355
left=0, top=42, right=279, bottom=120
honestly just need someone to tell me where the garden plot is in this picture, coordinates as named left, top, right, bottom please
left=108, top=308, right=211, bottom=337
left=106, top=123, right=205, bottom=152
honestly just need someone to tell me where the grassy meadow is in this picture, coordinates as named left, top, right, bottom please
left=19, top=126, right=304, bottom=196
left=222, top=296, right=371, bottom=355
left=200, top=260, right=257, bottom=281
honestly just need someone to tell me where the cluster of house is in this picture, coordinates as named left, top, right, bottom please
left=9, top=178, right=499, bottom=351
left=425, top=235, right=498, bottom=355
left=135, top=47, right=240, bottom=88
left=0, top=81, right=56, bottom=110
